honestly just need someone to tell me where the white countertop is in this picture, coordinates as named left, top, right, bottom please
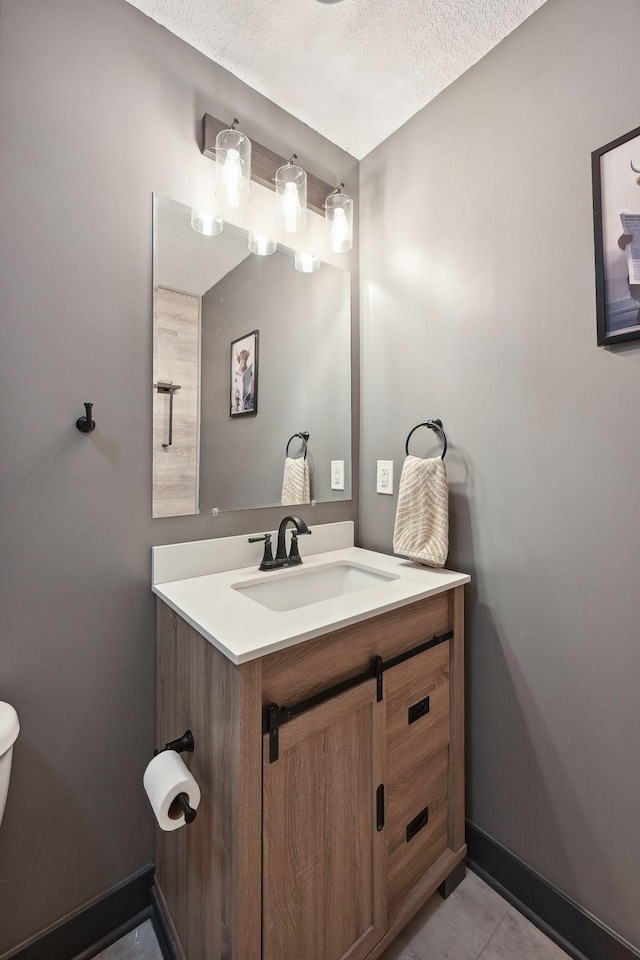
left=152, top=546, right=470, bottom=665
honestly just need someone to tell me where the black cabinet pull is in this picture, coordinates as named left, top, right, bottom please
left=408, top=696, right=430, bottom=725
left=376, top=784, right=385, bottom=831
left=406, top=804, right=429, bottom=842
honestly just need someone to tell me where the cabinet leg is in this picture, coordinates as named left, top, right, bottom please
left=438, top=859, right=466, bottom=899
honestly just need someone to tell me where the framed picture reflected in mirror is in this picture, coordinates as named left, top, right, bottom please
left=230, top=329, right=258, bottom=417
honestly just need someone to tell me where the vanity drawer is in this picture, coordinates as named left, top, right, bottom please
left=386, top=745, right=448, bottom=910
left=385, top=639, right=450, bottom=784
left=261, top=593, right=450, bottom=708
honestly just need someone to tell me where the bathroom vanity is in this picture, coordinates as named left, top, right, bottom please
left=151, top=524, right=469, bottom=960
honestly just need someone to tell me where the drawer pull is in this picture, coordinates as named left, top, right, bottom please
left=408, top=696, right=430, bottom=725
left=376, top=784, right=385, bottom=832
left=406, top=804, right=429, bottom=842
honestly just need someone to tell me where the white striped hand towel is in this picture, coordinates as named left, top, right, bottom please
left=281, top=457, right=311, bottom=506
left=393, top=456, right=449, bottom=568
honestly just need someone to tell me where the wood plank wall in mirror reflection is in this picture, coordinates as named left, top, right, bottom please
left=153, top=288, right=200, bottom=517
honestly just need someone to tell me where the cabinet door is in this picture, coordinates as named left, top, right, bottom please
left=262, top=680, right=386, bottom=960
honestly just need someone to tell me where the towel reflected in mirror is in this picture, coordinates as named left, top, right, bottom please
left=281, top=457, right=311, bottom=506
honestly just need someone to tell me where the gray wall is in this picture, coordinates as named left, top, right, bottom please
left=200, top=250, right=352, bottom=511
left=0, top=0, right=358, bottom=953
left=359, top=0, right=640, bottom=948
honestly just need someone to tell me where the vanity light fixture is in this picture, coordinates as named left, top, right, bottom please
left=325, top=184, right=353, bottom=253
left=248, top=233, right=276, bottom=256
left=202, top=115, right=340, bottom=216
left=215, top=118, right=251, bottom=208
left=294, top=251, right=320, bottom=274
left=275, top=156, right=307, bottom=234
left=190, top=209, right=223, bottom=236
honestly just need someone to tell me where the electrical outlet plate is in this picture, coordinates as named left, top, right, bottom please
left=331, top=460, right=345, bottom=491
left=376, top=460, right=394, bottom=495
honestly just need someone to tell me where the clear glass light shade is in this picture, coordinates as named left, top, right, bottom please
left=215, top=128, right=251, bottom=208
left=191, top=209, right=223, bottom=236
left=325, top=193, right=353, bottom=252
left=275, top=163, right=307, bottom=233
left=248, top=233, right=276, bottom=256
left=294, top=251, right=320, bottom=274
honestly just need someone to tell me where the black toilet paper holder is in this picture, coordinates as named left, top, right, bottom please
left=154, top=729, right=194, bottom=757
left=153, top=729, right=197, bottom=825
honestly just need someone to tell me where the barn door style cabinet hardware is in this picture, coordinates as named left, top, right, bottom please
left=262, top=629, right=453, bottom=762
left=154, top=586, right=465, bottom=960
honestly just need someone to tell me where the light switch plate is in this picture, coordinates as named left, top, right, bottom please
left=331, top=460, right=345, bottom=491
left=376, top=460, right=394, bottom=495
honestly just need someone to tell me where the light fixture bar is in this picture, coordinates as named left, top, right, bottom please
left=326, top=182, right=345, bottom=199
left=202, top=114, right=335, bottom=216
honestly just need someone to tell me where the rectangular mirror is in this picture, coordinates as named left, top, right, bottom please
left=153, top=196, right=352, bottom=518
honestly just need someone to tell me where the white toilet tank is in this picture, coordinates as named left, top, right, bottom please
left=0, top=703, right=19, bottom=827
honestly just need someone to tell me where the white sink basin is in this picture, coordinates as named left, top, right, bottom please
left=233, top=561, right=399, bottom=612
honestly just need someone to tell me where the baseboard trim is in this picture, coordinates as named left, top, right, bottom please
left=150, top=886, right=181, bottom=960
left=1, top=865, right=155, bottom=960
left=466, top=821, right=640, bottom=960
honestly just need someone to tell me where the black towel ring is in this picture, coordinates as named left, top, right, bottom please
left=286, top=431, right=310, bottom=459
left=405, top=419, right=447, bottom=460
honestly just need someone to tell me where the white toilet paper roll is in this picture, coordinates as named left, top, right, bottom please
left=143, top=750, right=201, bottom=832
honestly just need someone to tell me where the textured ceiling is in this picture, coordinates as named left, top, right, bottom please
left=154, top=197, right=250, bottom=296
left=125, top=0, right=547, bottom=158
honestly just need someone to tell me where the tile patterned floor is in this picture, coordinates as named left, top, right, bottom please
left=380, top=871, right=570, bottom=960
left=94, top=920, right=162, bottom=960
left=95, top=872, right=570, bottom=960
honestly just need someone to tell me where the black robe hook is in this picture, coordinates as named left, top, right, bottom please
left=76, top=402, right=95, bottom=433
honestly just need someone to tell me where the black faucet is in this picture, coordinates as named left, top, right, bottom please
left=276, top=515, right=311, bottom=565
left=248, top=515, right=312, bottom=572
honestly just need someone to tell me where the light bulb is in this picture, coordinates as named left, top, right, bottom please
left=324, top=189, right=353, bottom=252
left=275, top=161, right=307, bottom=232
left=215, top=125, right=251, bottom=206
left=282, top=182, right=302, bottom=233
left=191, top=209, right=223, bottom=236
left=223, top=148, right=242, bottom=207
left=295, top=252, right=320, bottom=274
left=248, top=233, right=276, bottom=256
left=330, top=207, right=350, bottom=252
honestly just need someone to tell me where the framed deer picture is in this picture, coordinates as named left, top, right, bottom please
left=592, top=125, right=640, bottom=345
left=230, top=330, right=258, bottom=417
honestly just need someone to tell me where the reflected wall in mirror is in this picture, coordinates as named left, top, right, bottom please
left=153, top=196, right=352, bottom=518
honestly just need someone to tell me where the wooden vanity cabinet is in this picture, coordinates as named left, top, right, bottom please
left=155, top=585, right=465, bottom=960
